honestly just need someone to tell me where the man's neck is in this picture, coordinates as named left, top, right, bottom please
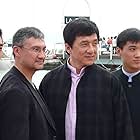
left=14, top=64, right=34, bottom=81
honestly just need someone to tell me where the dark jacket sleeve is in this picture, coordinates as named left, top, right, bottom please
left=112, top=75, right=134, bottom=140
left=0, top=88, right=30, bottom=140
left=39, top=71, right=53, bottom=101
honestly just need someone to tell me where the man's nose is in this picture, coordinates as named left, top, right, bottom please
left=87, top=44, right=97, bottom=53
left=38, top=50, right=46, bottom=58
left=135, top=50, right=140, bottom=57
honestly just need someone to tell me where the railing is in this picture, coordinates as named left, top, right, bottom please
left=96, top=44, right=122, bottom=71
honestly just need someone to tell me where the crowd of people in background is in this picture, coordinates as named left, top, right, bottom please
left=99, top=36, right=117, bottom=54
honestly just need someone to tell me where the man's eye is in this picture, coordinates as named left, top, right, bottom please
left=81, top=43, right=88, bottom=47
left=129, top=48, right=135, bottom=51
left=43, top=48, right=47, bottom=52
left=93, top=43, right=98, bottom=46
left=33, top=47, right=40, bottom=52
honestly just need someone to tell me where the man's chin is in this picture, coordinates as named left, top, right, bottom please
left=86, top=60, right=95, bottom=66
left=35, top=65, right=44, bottom=70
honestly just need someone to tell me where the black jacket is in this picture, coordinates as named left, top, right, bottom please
left=0, top=66, right=56, bottom=140
left=40, top=64, right=134, bottom=140
left=113, top=69, right=140, bottom=140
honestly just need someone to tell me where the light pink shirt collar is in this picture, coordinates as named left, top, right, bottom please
left=67, top=59, right=86, bottom=76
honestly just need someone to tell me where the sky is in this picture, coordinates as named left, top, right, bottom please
left=0, top=0, right=140, bottom=49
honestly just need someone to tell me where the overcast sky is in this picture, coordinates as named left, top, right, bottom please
left=0, top=0, right=140, bottom=48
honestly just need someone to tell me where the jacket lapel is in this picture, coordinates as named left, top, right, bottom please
left=11, top=67, right=56, bottom=132
left=28, top=83, right=56, bottom=131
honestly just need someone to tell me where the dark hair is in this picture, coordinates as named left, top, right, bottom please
left=12, top=27, right=44, bottom=48
left=0, top=29, right=2, bottom=37
left=63, top=18, right=99, bottom=47
left=0, top=29, right=3, bottom=41
left=117, top=28, right=140, bottom=49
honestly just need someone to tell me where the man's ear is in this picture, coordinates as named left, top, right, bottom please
left=13, top=46, right=21, bottom=57
left=65, top=43, right=71, bottom=55
left=115, top=47, right=122, bottom=57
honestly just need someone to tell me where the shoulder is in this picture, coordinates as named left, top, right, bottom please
left=112, top=68, right=122, bottom=76
left=84, top=64, right=121, bottom=86
left=42, top=64, right=69, bottom=81
left=0, top=71, right=30, bottom=102
left=111, top=69, right=123, bottom=82
left=0, top=85, right=30, bottom=116
left=88, top=64, right=112, bottom=78
left=39, top=64, right=71, bottom=92
left=85, top=64, right=123, bottom=95
left=95, top=65, right=122, bottom=83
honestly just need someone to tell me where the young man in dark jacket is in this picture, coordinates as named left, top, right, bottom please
left=113, top=28, right=140, bottom=140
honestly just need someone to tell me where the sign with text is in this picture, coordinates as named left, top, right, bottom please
left=64, top=16, right=90, bottom=24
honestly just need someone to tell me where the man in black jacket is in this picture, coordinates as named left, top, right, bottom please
left=0, top=27, right=56, bottom=140
left=113, top=28, right=140, bottom=140
left=40, top=18, right=134, bottom=140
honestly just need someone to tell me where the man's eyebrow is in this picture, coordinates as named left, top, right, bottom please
left=128, top=45, right=137, bottom=48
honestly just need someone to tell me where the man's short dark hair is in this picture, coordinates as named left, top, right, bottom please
left=12, top=27, right=44, bottom=48
left=63, top=18, right=100, bottom=47
left=0, top=29, right=2, bottom=37
left=117, top=28, right=140, bottom=49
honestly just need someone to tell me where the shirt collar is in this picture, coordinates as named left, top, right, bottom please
left=122, top=67, right=140, bottom=82
left=122, top=67, right=140, bottom=77
left=67, top=58, right=85, bottom=76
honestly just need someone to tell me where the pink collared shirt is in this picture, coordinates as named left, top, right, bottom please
left=65, top=62, right=85, bottom=140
